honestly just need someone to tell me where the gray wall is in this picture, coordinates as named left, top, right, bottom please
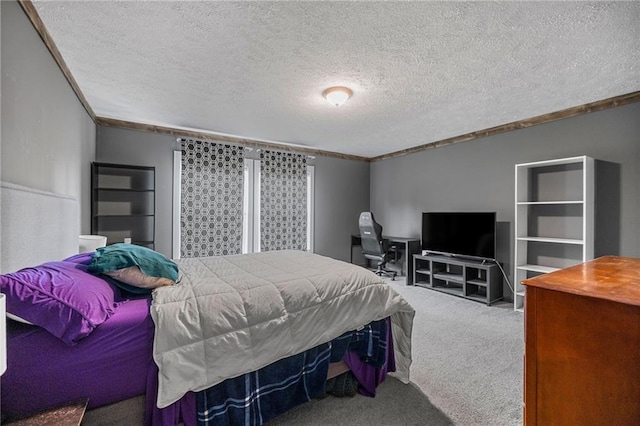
left=313, top=156, right=370, bottom=261
left=1, top=0, right=95, bottom=234
left=371, top=102, right=640, bottom=297
left=96, top=126, right=371, bottom=260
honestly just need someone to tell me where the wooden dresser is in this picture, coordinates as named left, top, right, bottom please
left=523, top=256, right=640, bottom=425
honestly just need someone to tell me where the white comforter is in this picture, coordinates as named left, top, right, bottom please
left=151, top=250, right=415, bottom=408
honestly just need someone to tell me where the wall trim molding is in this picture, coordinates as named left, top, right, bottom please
left=370, top=91, right=640, bottom=162
left=18, top=0, right=96, bottom=120
left=96, top=117, right=370, bottom=162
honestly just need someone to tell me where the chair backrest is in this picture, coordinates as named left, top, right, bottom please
left=358, top=212, right=385, bottom=257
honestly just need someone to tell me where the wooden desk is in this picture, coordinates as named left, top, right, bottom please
left=350, top=235, right=421, bottom=285
left=523, top=256, right=640, bottom=426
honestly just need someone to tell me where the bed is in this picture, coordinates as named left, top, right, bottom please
left=0, top=183, right=415, bottom=425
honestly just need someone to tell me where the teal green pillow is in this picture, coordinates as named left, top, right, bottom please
left=88, top=243, right=178, bottom=294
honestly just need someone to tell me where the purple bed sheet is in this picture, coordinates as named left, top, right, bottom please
left=2, top=297, right=154, bottom=417
left=3, top=294, right=394, bottom=425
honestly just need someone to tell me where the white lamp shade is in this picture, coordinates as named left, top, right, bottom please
left=1, top=293, right=7, bottom=376
left=79, top=235, right=107, bottom=253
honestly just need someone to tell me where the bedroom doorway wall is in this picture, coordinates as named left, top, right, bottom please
left=173, top=139, right=314, bottom=259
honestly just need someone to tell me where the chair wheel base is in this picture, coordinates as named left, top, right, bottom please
left=374, top=269, right=397, bottom=280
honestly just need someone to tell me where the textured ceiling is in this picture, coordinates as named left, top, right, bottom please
left=33, top=1, right=640, bottom=158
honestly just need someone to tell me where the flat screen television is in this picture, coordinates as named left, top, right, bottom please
left=422, top=212, right=496, bottom=260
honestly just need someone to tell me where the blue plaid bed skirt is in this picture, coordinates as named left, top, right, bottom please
left=196, top=319, right=388, bottom=426
left=197, top=343, right=331, bottom=426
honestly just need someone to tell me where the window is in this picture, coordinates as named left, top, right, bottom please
left=173, top=141, right=314, bottom=258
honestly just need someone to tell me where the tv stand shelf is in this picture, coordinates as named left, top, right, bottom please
left=432, top=271, right=464, bottom=283
left=413, top=254, right=503, bottom=305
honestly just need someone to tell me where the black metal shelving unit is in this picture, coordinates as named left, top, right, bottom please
left=91, top=162, right=155, bottom=249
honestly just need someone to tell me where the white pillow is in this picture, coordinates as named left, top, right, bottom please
left=105, top=266, right=175, bottom=289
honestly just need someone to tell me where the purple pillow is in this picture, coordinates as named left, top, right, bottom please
left=63, top=252, right=94, bottom=265
left=0, top=261, right=121, bottom=345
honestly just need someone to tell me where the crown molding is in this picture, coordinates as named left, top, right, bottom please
left=371, top=91, right=640, bottom=162
left=96, top=117, right=371, bottom=162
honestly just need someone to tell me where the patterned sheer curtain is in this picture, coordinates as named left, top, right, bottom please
left=180, top=139, right=244, bottom=257
left=259, top=150, right=308, bottom=251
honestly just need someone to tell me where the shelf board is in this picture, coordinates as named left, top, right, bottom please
left=517, top=236, right=584, bottom=245
left=516, top=291, right=526, bottom=297
left=467, top=279, right=488, bottom=287
left=433, top=272, right=464, bottom=283
left=94, top=214, right=154, bottom=218
left=95, top=188, right=154, bottom=192
left=517, top=264, right=559, bottom=273
left=95, top=162, right=155, bottom=172
left=515, top=155, right=587, bottom=168
left=415, top=269, right=431, bottom=275
left=429, top=256, right=487, bottom=267
left=517, top=200, right=583, bottom=205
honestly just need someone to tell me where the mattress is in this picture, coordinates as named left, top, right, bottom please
left=2, top=297, right=153, bottom=416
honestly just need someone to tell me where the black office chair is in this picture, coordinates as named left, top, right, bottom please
left=358, top=212, right=397, bottom=280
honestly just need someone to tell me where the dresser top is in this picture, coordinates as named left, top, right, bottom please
left=523, top=256, right=640, bottom=307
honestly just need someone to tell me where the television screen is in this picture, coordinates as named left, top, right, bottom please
left=422, top=212, right=496, bottom=260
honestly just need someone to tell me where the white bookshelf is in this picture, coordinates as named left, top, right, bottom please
left=513, top=156, right=594, bottom=312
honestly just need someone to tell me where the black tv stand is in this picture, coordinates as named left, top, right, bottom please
left=413, top=253, right=503, bottom=305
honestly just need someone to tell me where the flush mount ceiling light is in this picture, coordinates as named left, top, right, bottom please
left=322, top=86, right=353, bottom=106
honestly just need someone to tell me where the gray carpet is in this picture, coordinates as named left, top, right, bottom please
left=269, top=377, right=454, bottom=425
left=271, top=276, right=524, bottom=426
